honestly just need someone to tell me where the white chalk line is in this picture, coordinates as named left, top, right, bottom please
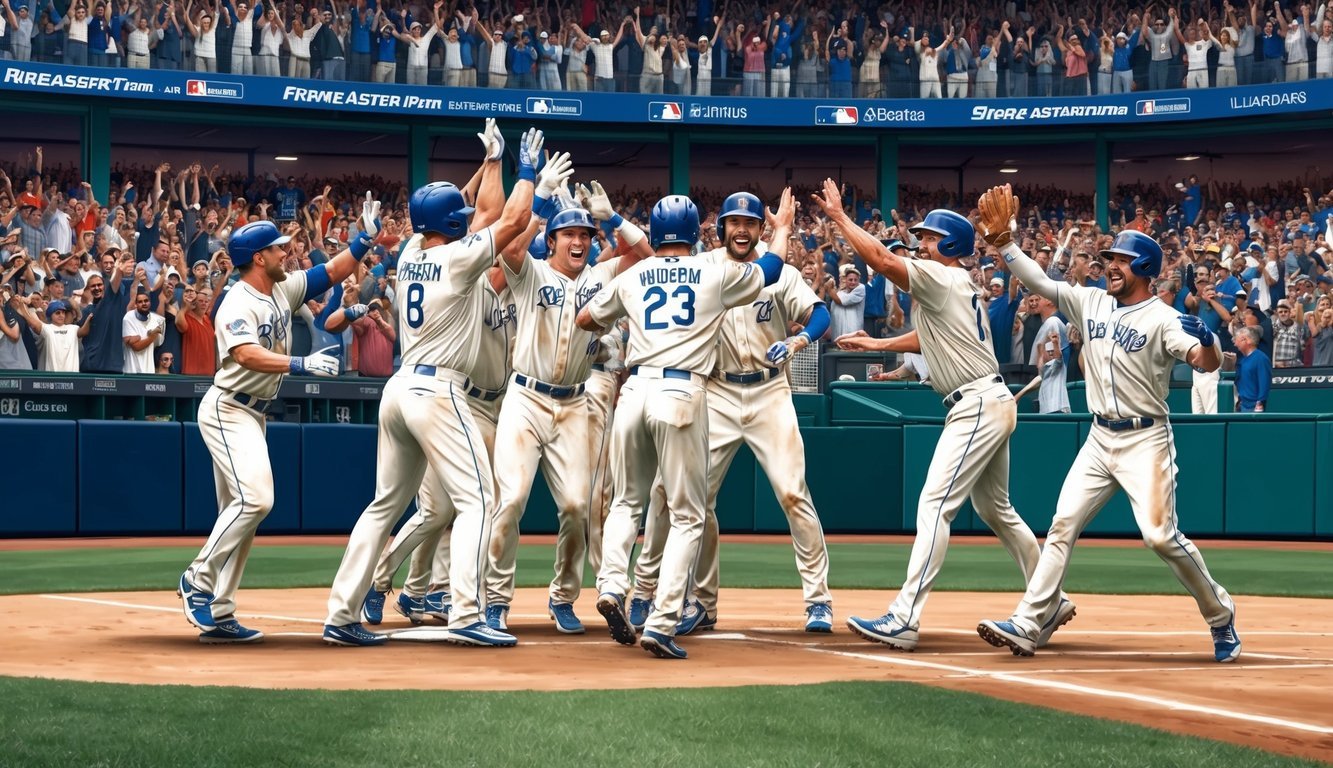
left=728, top=632, right=1333, bottom=736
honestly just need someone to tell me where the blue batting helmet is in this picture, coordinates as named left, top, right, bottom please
left=909, top=209, right=975, bottom=259
left=1101, top=230, right=1163, bottom=278
left=410, top=182, right=474, bottom=239
left=546, top=207, right=597, bottom=237
left=718, top=192, right=763, bottom=236
left=650, top=195, right=701, bottom=250
left=528, top=229, right=550, bottom=260
left=228, top=220, right=291, bottom=267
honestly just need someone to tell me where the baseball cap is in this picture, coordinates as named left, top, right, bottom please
left=698, top=34, right=708, bottom=41
left=410, top=20, right=421, bottom=28
left=599, top=29, right=609, bottom=37
left=192, top=257, right=209, bottom=267
left=1038, top=244, right=1052, bottom=253
left=1319, top=275, right=1333, bottom=285
left=1225, top=202, right=1235, bottom=209
left=839, top=264, right=858, bottom=275
left=752, top=35, right=760, bottom=42
left=287, top=175, right=297, bottom=183
left=884, top=239, right=908, bottom=252
left=1089, top=260, right=1104, bottom=269
left=540, top=30, right=548, bottom=38
left=513, top=13, right=523, bottom=22
left=1247, top=242, right=1263, bottom=252
left=165, top=267, right=181, bottom=280
left=45, top=299, right=71, bottom=318
left=42, top=247, right=61, bottom=256
left=989, top=277, right=1004, bottom=287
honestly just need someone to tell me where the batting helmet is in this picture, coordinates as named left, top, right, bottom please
left=718, top=191, right=763, bottom=239
left=909, top=209, right=975, bottom=259
left=228, top=220, right=291, bottom=267
left=1100, top=230, right=1163, bottom=278
left=650, top=195, right=700, bottom=250
left=410, top=182, right=474, bottom=239
left=546, top=207, right=597, bottom=237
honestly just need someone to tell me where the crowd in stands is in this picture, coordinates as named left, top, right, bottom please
left=4, top=0, right=1332, bottom=97
left=1, top=146, right=1330, bottom=414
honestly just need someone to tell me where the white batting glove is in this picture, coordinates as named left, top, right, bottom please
left=360, top=191, right=381, bottom=240
left=290, top=345, right=340, bottom=377
left=344, top=303, right=369, bottom=320
left=518, top=127, right=545, bottom=178
left=476, top=117, right=505, bottom=161
left=577, top=180, right=616, bottom=221
left=766, top=335, right=809, bottom=367
left=536, top=151, right=575, bottom=200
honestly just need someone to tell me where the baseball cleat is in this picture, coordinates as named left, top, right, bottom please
left=548, top=600, right=586, bottom=634
left=846, top=613, right=919, bottom=651
left=1211, top=621, right=1241, bottom=663
left=484, top=603, right=509, bottom=631
left=675, top=599, right=716, bottom=636
left=805, top=603, right=834, bottom=633
left=628, top=597, right=653, bottom=632
left=323, top=622, right=387, bottom=647
left=423, top=591, right=451, bottom=623
left=447, top=622, right=518, bottom=647
left=596, top=593, right=637, bottom=645
left=640, top=630, right=687, bottom=660
left=395, top=593, right=426, bottom=625
left=361, top=588, right=387, bottom=626
left=199, top=617, right=264, bottom=644
left=1035, top=598, right=1077, bottom=648
left=178, top=573, right=217, bottom=631
left=977, top=619, right=1036, bottom=656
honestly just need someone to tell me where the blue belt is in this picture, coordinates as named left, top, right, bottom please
left=232, top=391, right=272, bottom=413
left=514, top=373, right=585, bottom=399
left=943, top=375, right=1003, bottom=409
left=630, top=366, right=692, bottom=381
left=1094, top=415, right=1156, bottom=431
left=719, top=368, right=780, bottom=385
left=414, top=365, right=504, bottom=402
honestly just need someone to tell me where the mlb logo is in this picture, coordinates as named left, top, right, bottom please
left=528, top=98, right=553, bottom=114
left=1136, top=100, right=1155, bottom=115
left=187, top=80, right=207, bottom=96
left=649, top=101, right=683, bottom=121
left=815, top=106, right=859, bottom=125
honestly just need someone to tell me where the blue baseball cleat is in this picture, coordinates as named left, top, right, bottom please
left=361, top=588, right=387, bottom=626
left=675, top=599, right=715, bottom=635
left=805, top=603, right=834, bottom=633
left=447, top=622, right=518, bottom=647
left=178, top=573, right=217, bottom=631
left=395, top=593, right=426, bottom=625
left=640, top=630, right=687, bottom=659
left=484, top=603, right=509, bottom=631
left=548, top=600, right=585, bottom=634
left=423, top=591, right=451, bottom=623
left=977, top=619, right=1036, bottom=656
left=199, top=617, right=264, bottom=644
left=1211, top=621, right=1241, bottom=663
left=628, top=597, right=652, bottom=631
left=323, top=622, right=387, bottom=647
left=596, top=593, right=637, bottom=645
left=847, top=612, right=920, bottom=651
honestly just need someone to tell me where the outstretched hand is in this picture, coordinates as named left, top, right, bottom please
left=579, top=180, right=616, bottom=221
left=977, top=184, right=1019, bottom=247
left=810, top=178, right=845, bottom=219
left=765, top=186, right=796, bottom=231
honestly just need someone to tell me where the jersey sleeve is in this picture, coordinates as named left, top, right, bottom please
left=279, top=268, right=311, bottom=311
left=719, top=260, right=765, bottom=309
left=899, top=259, right=952, bottom=313
left=777, top=264, right=820, bottom=323
left=1162, top=311, right=1201, bottom=363
left=214, top=294, right=258, bottom=352
left=1055, top=284, right=1097, bottom=330
left=585, top=274, right=626, bottom=329
left=449, top=228, right=497, bottom=287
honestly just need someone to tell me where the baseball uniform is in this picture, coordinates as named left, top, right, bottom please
left=187, top=269, right=312, bottom=622
left=632, top=251, right=831, bottom=620
left=486, top=254, right=621, bottom=614
left=325, top=231, right=499, bottom=632
left=994, top=243, right=1236, bottom=640
left=585, top=329, right=626, bottom=576
left=590, top=255, right=769, bottom=638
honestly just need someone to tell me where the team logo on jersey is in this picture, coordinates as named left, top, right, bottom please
left=1086, top=320, right=1148, bottom=352
left=575, top=282, right=603, bottom=311
left=484, top=302, right=515, bottom=330
left=226, top=319, right=250, bottom=336
left=753, top=298, right=774, bottom=323
left=537, top=285, right=565, bottom=308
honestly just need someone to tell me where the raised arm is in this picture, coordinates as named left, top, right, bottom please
left=469, top=119, right=505, bottom=231
left=810, top=178, right=911, bottom=290
left=498, top=129, right=571, bottom=274
left=978, top=184, right=1067, bottom=303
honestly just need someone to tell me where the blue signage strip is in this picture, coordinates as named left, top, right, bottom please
left=1, top=60, right=1326, bottom=130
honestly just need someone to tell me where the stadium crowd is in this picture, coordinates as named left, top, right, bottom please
left=2, top=0, right=1331, bottom=96
left=1, top=147, right=1330, bottom=414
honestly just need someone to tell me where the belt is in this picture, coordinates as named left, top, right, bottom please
left=942, top=375, right=1004, bottom=409
left=231, top=391, right=272, bottom=413
left=590, top=363, right=606, bottom=372
left=412, top=364, right=501, bottom=400
left=1094, top=415, right=1156, bottom=431
left=630, top=365, right=699, bottom=382
left=716, top=367, right=781, bottom=385
left=514, top=372, right=585, bottom=399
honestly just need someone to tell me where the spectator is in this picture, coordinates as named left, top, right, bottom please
left=155, top=350, right=174, bottom=374
left=0, top=283, right=33, bottom=370
left=7, top=295, right=79, bottom=372
left=77, top=258, right=133, bottom=374
left=173, top=283, right=216, bottom=375
left=827, top=263, right=865, bottom=339
left=1233, top=325, right=1272, bottom=412
left=1033, top=37, right=1056, bottom=96
left=352, top=298, right=395, bottom=376
left=394, top=11, right=441, bottom=86
left=1310, top=300, right=1333, bottom=365
left=121, top=289, right=165, bottom=373
left=1027, top=294, right=1070, bottom=413
left=912, top=26, right=947, bottom=98
left=1144, top=10, right=1178, bottom=90
left=1275, top=4, right=1311, bottom=82
left=1271, top=298, right=1307, bottom=367
left=1056, top=25, right=1089, bottom=95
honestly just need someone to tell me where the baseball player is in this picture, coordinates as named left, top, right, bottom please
left=809, top=178, right=1073, bottom=652
left=585, top=324, right=627, bottom=576
left=484, top=180, right=652, bottom=634
left=323, top=124, right=574, bottom=647
left=579, top=192, right=796, bottom=659
left=178, top=205, right=380, bottom=644
left=974, top=184, right=1240, bottom=663
left=629, top=190, right=834, bottom=635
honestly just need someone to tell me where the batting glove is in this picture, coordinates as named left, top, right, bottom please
left=517, top=127, right=544, bottom=183
left=577, top=180, right=617, bottom=222
left=360, top=191, right=381, bottom=240
left=290, top=345, right=340, bottom=377
left=1178, top=314, right=1216, bottom=347
left=536, top=151, right=575, bottom=201
left=766, top=334, right=811, bottom=367
left=343, top=303, right=369, bottom=321
left=476, top=117, right=504, bottom=162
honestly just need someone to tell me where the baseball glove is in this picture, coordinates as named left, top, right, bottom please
left=978, top=184, right=1020, bottom=248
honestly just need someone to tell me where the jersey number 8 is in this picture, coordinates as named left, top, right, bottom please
left=406, top=283, right=424, bottom=329
left=644, top=285, right=696, bottom=329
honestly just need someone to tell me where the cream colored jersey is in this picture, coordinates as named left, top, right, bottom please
left=395, top=230, right=497, bottom=371
left=901, top=258, right=999, bottom=396
left=1057, top=287, right=1198, bottom=420
left=703, top=248, right=820, bottom=374
left=214, top=270, right=310, bottom=400
left=469, top=280, right=516, bottom=392
left=504, top=255, right=620, bottom=386
left=586, top=255, right=765, bottom=373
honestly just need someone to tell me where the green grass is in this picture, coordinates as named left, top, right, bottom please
left=0, top=677, right=1322, bottom=768
left=0, top=540, right=1329, bottom=597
